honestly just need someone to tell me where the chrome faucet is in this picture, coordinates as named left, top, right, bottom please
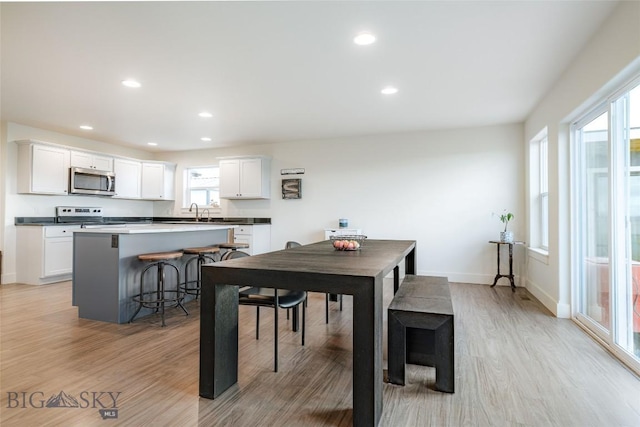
left=189, top=203, right=199, bottom=222
left=201, top=209, right=210, bottom=222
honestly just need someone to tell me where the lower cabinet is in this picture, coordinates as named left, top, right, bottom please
left=16, top=225, right=79, bottom=285
left=233, top=224, right=271, bottom=255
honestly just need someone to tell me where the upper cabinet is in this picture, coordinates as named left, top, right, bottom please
left=17, top=140, right=70, bottom=195
left=219, top=157, right=271, bottom=199
left=141, top=162, right=176, bottom=200
left=70, top=150, right=113, bottom=172
left=15, top=139, right=177, bottom=201
left=113, top=158, right=142, bottom=199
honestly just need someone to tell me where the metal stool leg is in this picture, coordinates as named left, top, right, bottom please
left=158, top=261, right=167, bottom=326
left=129, top=262, right=160, bottom=323
left=167, top=262, right=188, bottom=316
left=256, top=307, right=260, bottom=340
left=325, top=293, right=329, bottom=324
left=274, top=289, right=279, bottom=372
left=183, top=254, right=215, bottom=299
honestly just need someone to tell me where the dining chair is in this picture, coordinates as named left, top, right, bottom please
left=225, top=250, right=306, bottom=372
left=285, top=241, right=343, bottom=324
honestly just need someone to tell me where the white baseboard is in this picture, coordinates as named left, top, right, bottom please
left=1, top=273, right=17, bottom=285
left=525, top=277, right=570, bottom=318
left=417, top=270, right=523, bottom=287
left=412, top=271, right=570, bottom=319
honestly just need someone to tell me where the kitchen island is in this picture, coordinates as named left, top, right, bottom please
left=73, top=223, right=236, bottom=323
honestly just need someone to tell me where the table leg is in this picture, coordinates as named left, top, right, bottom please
left=387, top=310, right=406, bottom=385
left=199, top=269, right=239, bottom=399
left=405, top=247, right=416, bottom=275
left=393, top=265, right=400, bottom=294
left=434, top=317, right=455, bottom=393
left=352, top=276, right=383, bottom=427
left=508, top=243, right=516, bottom=292
left=491, top=243, right=501, bottom=287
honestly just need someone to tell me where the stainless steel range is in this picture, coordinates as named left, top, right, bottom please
left=56, top=206, right=105, bottom=224
left=55, top=206, right=139, bottom=228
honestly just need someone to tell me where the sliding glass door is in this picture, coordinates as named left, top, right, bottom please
left=575, top=111, right=610, bottom=334
left=574, top=80, right=640, bottom=370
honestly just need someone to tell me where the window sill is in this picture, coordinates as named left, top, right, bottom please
left=528, top=247, right=549, bottom=265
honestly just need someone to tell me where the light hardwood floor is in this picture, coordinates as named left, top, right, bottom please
left=1, top=279, right=639, bottom=426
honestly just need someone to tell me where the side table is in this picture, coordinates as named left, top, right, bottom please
left=488, top=240, right=525, bottom=292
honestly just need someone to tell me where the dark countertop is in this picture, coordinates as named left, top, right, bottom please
left=15, top=216, right=271, bottom=226
left=152, top=217, right=271, bottom=225
left=14, top=217, right=153, bottom=226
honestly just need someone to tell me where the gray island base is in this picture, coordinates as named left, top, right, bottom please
left=73, top=224, right=235, bottom=323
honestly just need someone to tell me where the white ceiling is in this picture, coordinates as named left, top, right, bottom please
left=1, top=1, right=617, bottom=152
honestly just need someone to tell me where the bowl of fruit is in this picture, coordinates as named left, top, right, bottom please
left=330, top=235, right=367, bottom=251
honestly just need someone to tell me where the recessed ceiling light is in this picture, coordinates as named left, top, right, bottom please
left=122, top=79, right=141, bottom=88
left=198, top=112, right=213, bottom=118
left=381, top=86, right=398, bottom=95
left=201, top=137, right=212, bottom=142
left=79, top=125, right=93, bottom=130
left=147, top=142, right=158, bottom=146
left=354, top=32, right=376, bottom=46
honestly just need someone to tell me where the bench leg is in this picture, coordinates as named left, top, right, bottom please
left=387, top=310, right=406, bottom=385
left=434, top=317, right=454, bottom=393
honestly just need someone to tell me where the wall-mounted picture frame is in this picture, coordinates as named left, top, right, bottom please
left=282, top=178, right=302, bottom=199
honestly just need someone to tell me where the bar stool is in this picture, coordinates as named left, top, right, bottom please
left=182, top=246, right=220, bottom=299
left=218, top=242, right=250, bottom=260
left=129, top=250, right=187, bottom=327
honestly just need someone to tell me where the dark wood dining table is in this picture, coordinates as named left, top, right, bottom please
left=199, top=239, right=417, bottom=427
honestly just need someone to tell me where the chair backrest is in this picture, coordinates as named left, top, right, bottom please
left=285, top=241, right=301, bottom=249
left=222, top=250, right=250, bottom=260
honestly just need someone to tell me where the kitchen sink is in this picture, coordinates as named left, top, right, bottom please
left=159, top=221, right=228, bottom=225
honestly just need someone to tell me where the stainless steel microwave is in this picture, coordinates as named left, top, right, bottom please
left=69, top=167, right=116, bottom=196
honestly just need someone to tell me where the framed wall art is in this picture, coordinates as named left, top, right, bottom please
left=282, top=178, right=302, bottom=199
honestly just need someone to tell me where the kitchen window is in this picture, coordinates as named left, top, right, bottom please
left=184, top=166, right=220, bottom=209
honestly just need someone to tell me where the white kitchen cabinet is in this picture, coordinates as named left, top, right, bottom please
left=141, top=162, right=175, bottom=200
left=219, top=157, right=270, bottom=199
left=16, top=225, right=80, bottom=285
left=113, top=158, right=141, bottom=199
left=232, top=224, right=271, bottom=255
left=17, top=140, right=70, bottom=195
left=70, top=150, right=113, bottom=171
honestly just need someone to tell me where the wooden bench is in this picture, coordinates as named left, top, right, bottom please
left=387, top=275, right=454, bottom=393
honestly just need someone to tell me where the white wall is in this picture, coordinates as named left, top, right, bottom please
left=524, top=1, right=640, bottom=317
left=157, top=123, right=525, bottom=284
left=1, top=122, right=158, bottom=284
left=2, top=122, right=524, bottom=286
